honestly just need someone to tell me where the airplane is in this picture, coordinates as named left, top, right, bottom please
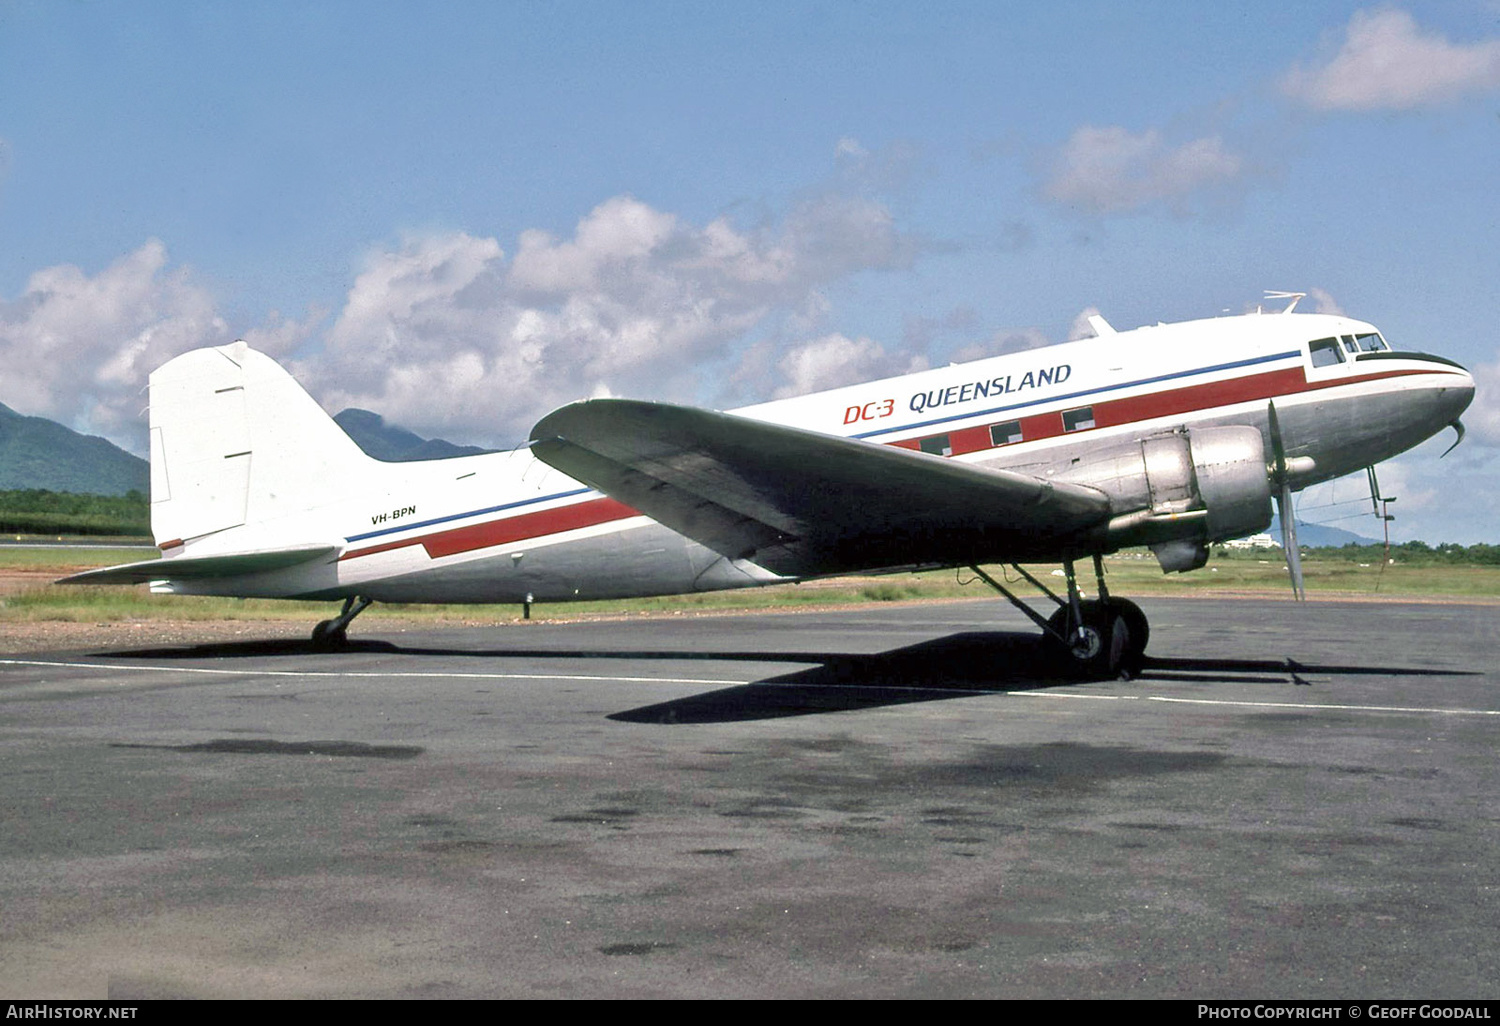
left=62, top=293, right=1475, bottom=678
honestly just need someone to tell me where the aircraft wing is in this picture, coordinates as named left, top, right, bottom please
left=530, top=400, right=1111, bottom=577
left=57, top=544, right=338, bottom=585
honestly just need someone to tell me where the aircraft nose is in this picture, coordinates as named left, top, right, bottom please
left=1444, top=365, right=1476, bottom=421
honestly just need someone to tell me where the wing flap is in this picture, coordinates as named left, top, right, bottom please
left=530, top=400, right=1110, bottom=577
left=58, top=544, right=338, bottom=585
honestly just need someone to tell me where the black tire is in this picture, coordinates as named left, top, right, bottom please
left=311, top=620, right=348, bottom=651
left=1104, top=597, right=1149, bottom=666
left=1045, top=600, right=1127, bottom=679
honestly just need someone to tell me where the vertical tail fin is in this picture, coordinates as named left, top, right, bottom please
left=149, top=341, right=375, bottom=548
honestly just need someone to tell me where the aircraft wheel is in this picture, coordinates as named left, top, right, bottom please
left=311, top=620, right=349, bottom=652
left=1103, top=597, right=1148, bottom=667
left=1046, top=600, right=1129, bottom=679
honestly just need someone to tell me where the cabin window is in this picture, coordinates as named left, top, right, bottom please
left=990, top=420, right=1023, bottom=446
left=1309, top=337, right=1344, bottom=367
left=1062, top=406, right=1095, bottom=432
left=918, top=434, right=952, bottom=456
left=1354, top=332, right=1388, bottom=352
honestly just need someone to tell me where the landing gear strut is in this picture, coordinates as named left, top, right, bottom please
left=969, top=555, right=1147, bottom=679
left=311, top=595, right=372, bottom=651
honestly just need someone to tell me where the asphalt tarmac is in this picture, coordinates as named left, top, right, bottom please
left=2, top=597, right=1497, bottom=999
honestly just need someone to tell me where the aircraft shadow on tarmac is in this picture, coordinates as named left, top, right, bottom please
left=606, top=643, right=1479, bottom=724
left=99, top=630, right=1480, bottom=725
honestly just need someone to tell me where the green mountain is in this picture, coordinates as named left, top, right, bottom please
left=0, top=401, right=490, bottom=500
left=333, top=408, right=493, bottom=461
left=0, top=403, right=149, bottom=495
left=1267, top=514, right=1380, bottom=548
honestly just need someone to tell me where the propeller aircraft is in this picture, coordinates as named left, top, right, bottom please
left=64, top=294, right=1474, bottom=678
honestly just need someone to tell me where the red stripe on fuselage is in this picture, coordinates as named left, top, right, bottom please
left=893, top=365, right=1440, bottom=455
left=341, top=496, right=638, bottom=562
left=340, top=364, right=1452, bottom=563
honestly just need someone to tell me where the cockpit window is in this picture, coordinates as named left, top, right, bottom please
left=1341, top=335, right=1359, bottom=355
left=1354, top=332, right=1388, bottom=352
left=1309, top=337, right=1344, bottom=367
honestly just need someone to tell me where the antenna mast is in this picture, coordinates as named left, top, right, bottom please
left=1263, top=290, right=1306, bottom=314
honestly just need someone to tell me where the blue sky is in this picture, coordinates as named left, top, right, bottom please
left=1, top=1, right=1498, bottom=542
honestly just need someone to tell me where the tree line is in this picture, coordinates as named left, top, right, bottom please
left=0, top=489, right=150, bottom=537
left=1316, top=540, right=1500, bottom=566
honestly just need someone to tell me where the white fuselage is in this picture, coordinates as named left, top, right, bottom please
left=156, top=312, right=1474, bottom=603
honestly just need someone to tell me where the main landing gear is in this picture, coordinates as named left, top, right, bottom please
left=311, top=595, right=372, bottom=651
left=969, top=555, right=1148, bottom=679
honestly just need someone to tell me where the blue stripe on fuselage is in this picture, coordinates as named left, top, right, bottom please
left=347, top=350, right=1304, bottom=546
left=851, top=350, right=1303, bottom=439
left=346, top=487, right=595, bottom=543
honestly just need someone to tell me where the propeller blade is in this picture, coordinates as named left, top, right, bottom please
left=1441, top=419, right=1466, bottom=458
left=1278, top=482, right=1306, bottom=602
left=1267, top=400, right=1288, bottom=481
left=1268, top=401, right=1304, bottom=600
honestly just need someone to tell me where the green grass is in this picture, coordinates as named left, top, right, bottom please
left=0, top=545, right=154, bottom=567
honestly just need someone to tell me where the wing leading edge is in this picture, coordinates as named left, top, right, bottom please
left=529, top=399, right=1111, bottom=577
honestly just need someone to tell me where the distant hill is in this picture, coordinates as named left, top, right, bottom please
left=0, top=401, right=488, bottom=500
left=1268, top=515, right=1380, bottom=548
left=333, top=408, right=494, bottom=462
left=0, top=402, right=148, bottom=496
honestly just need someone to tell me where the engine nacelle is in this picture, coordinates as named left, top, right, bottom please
left=1049, top=426, right=1273, bottom=571
left=1188, top=426, right=1275, bottom=541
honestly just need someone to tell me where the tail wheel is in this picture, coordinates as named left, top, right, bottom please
left=311, top=620, right=349, bottom=651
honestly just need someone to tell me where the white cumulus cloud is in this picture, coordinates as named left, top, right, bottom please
left=1465, top=356, right=1500, bottom=450
left=769, top=333, right=928, bottom=399
left=949, top=327, right=1052, bottom=364
left=0, top=188, right=925, bottom=453
left=1042, top=125, right=1243, bottom=216
left=1282, top=8, right=1500, bottom=111
left=0, top=240, right=230, bottom=448
left=1306, top=288, right=1344, bottom=316
left=299, top=192, right=921, bottom=444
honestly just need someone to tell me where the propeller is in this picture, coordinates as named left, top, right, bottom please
left=1267, top=401, right=1306, bottom=601
left=1441, top=419, right=1466, bottom=459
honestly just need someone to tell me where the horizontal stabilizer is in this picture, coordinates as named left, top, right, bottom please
left=57, top=544, right=338, bottom=585
left=530, top=399, right=1111, bottom=577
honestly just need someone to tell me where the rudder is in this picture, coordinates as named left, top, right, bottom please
left=149, top=341, right=375, bottom=548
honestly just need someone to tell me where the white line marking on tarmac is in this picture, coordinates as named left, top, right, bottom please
left=1017, top=692, right=1500, bottom=716
left=4, top=659, right=1498, bottom=716
left=0, top=658, right=747, bottom=688
left=1143, top=695, right=1500, bottom=716
left=1013, top=691, right=1136, bottom=701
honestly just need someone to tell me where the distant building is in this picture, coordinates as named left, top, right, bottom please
left=1224, top=533, right=1280, bottom=550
